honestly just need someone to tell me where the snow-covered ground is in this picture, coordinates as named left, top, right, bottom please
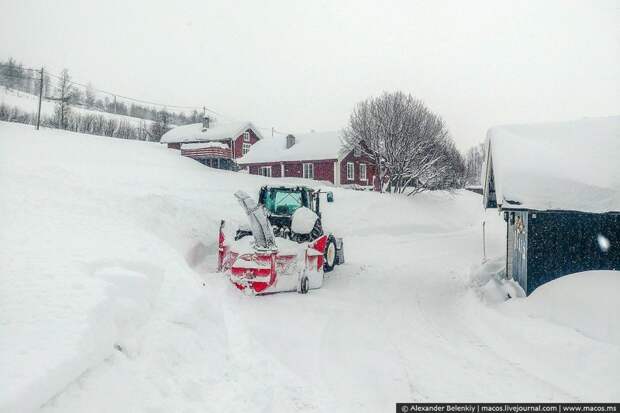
left=0, top=88, right=151, bottom=127
left=0, top=121, right=618, bottom=412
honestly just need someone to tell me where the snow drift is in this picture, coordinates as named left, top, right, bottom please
left=472, top=259, right=620, bottom=345
left=507, top=270, right=620, bottom=345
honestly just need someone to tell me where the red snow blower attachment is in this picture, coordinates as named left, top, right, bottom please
left=217, top=186, right=344, bottom=294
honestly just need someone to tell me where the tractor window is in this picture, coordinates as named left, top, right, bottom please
left=264, top=190, right=304, bottom=215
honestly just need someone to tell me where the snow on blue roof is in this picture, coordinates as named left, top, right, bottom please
left=484, top=116, right=620, bottom=213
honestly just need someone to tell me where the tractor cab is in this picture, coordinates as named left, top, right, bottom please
left=257, top=186, right=333, bottom=239
left=260, top=186, right=314, bottom=217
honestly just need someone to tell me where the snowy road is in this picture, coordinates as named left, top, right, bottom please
left=40, top=216, right=617, bottom=412
left=1, top=122, right=618, bottom=413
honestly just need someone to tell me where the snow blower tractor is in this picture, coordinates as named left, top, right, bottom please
left=217, top=186, right=344, bottom=294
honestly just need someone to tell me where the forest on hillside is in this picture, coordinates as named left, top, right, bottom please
left=0, top=57, right=201, bottom=141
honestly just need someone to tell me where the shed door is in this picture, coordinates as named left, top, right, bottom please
left=512, top=211, right=528, bottom=292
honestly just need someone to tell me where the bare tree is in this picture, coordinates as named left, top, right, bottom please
left=2, top=58, right=19, bottom=90
left=464, top=143, right=485, bottom=185
left=84, top=83, right=96, bottom=109
left=343, top=91, right=460, bottom=195
left=148, top=109, right=170, bottom=142
left=53, top=69, right=74, bottom=129
left=342, top=97, right=387, bottom=192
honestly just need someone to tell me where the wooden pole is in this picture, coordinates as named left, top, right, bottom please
left=482, top=220, right=487, bottom=262
left=36, top=67, right=43, bottom=130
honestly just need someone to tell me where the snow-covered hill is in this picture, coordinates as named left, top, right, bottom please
left=0, top=88, right=151, bottom=128
left=0, top=121, right=618, bottom=412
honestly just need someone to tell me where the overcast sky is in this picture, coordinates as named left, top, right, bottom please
left=1, top=0, right=618, bottom=150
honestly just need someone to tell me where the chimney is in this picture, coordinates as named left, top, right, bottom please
left=202, top=115, right=210, bottom=131
left=286, top=134, right=295, bottom=149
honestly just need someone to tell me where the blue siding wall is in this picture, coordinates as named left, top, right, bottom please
left=523, top=211, right=619, bottom=294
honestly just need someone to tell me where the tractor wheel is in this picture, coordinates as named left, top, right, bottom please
left=298, top=275, right=309, bottom=294
left=323, top=236, right=337, bottom=272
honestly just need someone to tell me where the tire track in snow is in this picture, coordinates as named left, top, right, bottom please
left=408, top=273, right=578, bottom=401
left=216, top=283, right=325, bottom=412
left=327, top=228, right=577, bottom=403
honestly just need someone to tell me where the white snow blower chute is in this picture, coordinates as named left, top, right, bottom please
left=217, top=186, right=344, bottom=294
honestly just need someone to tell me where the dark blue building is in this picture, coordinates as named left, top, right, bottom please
left=482, top=117, right=620, bottom=295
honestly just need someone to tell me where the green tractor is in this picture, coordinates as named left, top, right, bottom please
left=234, top=185, right=344, bottom=272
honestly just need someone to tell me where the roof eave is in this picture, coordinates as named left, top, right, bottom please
left=237, top=157, right=338, bottom=165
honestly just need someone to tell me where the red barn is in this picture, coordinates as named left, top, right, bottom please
left=160, top=116, right=264, bottom=170
left=237, top=131, right=379, bottom=189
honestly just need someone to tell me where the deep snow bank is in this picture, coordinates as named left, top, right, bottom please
left=0, top=121, right=267, bottom=412
left=465, top=263, right=620, bottom=402
left=471, top=257, right=620, bottom=345
left=506, top=271, right=620, bottom=345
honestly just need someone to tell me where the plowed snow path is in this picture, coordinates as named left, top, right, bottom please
left=41, top=217, right=619, bottom=412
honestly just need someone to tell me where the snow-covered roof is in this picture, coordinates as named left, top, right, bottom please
left=160, top=121, right=264, bottom=143
left=181, top=142, right=228, bottom=150
left=237, top=130, right=345, bottom=164
left=483, top=116, right=620, bottom=213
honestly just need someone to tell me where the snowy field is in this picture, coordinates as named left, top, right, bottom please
left=0, top=121, right=618, bottom=412
left=0, top=88, right=151, bottom=128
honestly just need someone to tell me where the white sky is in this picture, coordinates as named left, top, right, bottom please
left=1, top=0, right=618, bottom=150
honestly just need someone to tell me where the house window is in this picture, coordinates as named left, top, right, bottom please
left=303, top=163, right=314, bottom=179
left=353, top=147, right=361, bottom=157
left=347, top=162, right=355, bottom=181
left=242, top=143, right=251, bottom=155
left=259, top=166, right=272, bottom=177
left=243, top=131, right=250, bottom=142
left=360, top=163, right=367, bottom=181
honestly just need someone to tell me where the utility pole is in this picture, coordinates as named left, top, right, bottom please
left=482, top=220, right=487, bottom=262
left=272, top=127, right=274, bottom=137
left=36, top=67, right=43, bottom=130
left=113, top=95, right=117, bottom=114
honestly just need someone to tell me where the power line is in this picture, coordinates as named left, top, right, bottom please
left=1, top=60, right=223, bottom=116
left=45, top=71, right=216, bottom=114
left=0, top=60, right=270, bottom=129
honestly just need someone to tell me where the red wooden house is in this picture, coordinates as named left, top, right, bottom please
left=160, top=116, right=264, bottom=170
left=237, top=131, right=379, bottom=189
